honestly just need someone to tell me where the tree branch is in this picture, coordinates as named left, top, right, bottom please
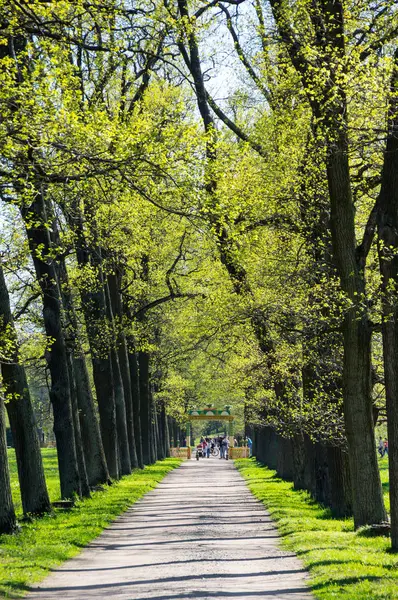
left=220, top=4, right=272, bottom=103
left=206, top=91, right=267, bottom=157
left=132, top=292, right=205, bottom=319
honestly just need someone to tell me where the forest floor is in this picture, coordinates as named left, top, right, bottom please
left=23, top=456, right=313, bottom=599
left=0, top=452, right=181, bottom=598
left=236, top=457, right=397, bottom=600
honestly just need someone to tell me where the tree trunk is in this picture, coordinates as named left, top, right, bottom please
left=91, top=353, right=119, bottom=480
left=268, top=0, right=386, bottom=528
left=157, top=400, right=167, bottom=459
left=0, top=264, right=51, bottom=516
left=21, top=193, right=80, bottom=499
left=376, top=47, right=398, bottom=548
left=128, top=348, right=144, bottom=468
left=64, top=204, right=119, bottom=480
left=0, top=397, right=17, bottom=533
left=118, top=340, right=138, bottom=468
left=73, top=355, right=110, bottom=486
left=49, top=210, right=109, bottom=488
left=110, top=347, right=132, bottom=475
left=67, top=355, right=90, bottom=497
left=139, top=351, right=152, bottom=464
left=108, top=272, right=138, bottom=469
left=164, top=409, right=170, bottom=457
left=104, top=281, right=131, bottom=476
left=327, top=142, right=386, bottom=527
left=152, top=392, right=160, bottom=461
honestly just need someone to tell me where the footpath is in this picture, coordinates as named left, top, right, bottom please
left=28, top=458, right=313, bottom=600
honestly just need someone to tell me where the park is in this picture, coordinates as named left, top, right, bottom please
left=1, top=0, right=398, bottom=598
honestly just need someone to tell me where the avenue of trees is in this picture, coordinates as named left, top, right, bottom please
left=1, top=0, right=398, bottom=551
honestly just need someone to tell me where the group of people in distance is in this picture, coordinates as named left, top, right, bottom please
left=378, top=437, right=389, bottom=458
left=197, top=436, right=230, bottom=458
left=196, top=435, right=253, bottom=459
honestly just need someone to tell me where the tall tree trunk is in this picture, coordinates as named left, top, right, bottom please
left=157, top=400, right=167, bottom=459
left=269, top=0, right=386, bottom=528
left=118, top=340, right=138, bottom=468
left=50, top=210, right=109, bottom=488
left=128, top=348, right=144, bottom=468
left=376, top=48, right=398, bottom=548
left=0, top=265, right=51, bottom=516
left=327, top=142, right=386, bottom=527
left=21, top=192, right=80, bottom=499
left=138, top=350, right=152, bottom=464
left=0, top=397, right=16, bottom=533
left=152, top=389, right=159, bottom=461
left=49, top=216, right=89, bottom=498
left=105, top=281, right=131, bottom=476
left=110, top=347, right=131, bottom=475
left=90, top=349, right=119, bottom=479
left=66, top=355, right=90, bottom=497
left=108, top=273, right=138, bottom=468
left=64, top=204, right=119, bottom=479
left=73, top=356, right=110, bottom=485
left=164, top=407, right=170, bottom=457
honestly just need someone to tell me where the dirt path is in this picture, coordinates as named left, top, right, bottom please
left=28, top=458, right=313, bottom=599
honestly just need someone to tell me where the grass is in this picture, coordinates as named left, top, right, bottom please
left=235, top=456, right=398, bottom=600
left=8, top=449, right=60, bottom=515
left=380, top=455, right=390, bottom=513
left=1, top=450, right=181, bottom=599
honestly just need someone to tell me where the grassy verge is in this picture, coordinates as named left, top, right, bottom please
left=235, top=457, right=398, bottom=600
left=0, top=453, right=181, bottom=599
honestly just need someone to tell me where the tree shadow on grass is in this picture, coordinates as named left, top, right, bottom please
left=311, top=574, right=383, bottom=590
left=0, top=581, right=31, bottom=599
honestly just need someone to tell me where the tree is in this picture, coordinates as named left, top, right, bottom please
left=0, top=262, right=51, bottom=516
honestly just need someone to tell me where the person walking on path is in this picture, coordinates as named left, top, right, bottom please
left=378, top=437, right=384, bottom=458
left=223, top=436, right=230, bottom=460
left=219, top=436, right=225, bottom=459
left=246, top=436, right=253, bottom=457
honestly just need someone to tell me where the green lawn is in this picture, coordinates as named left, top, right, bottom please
left=1, top=450, right=181, bottom=599
left=8, top=449, right=60, bottom=515
left=235, top=456, right=398, bottom=600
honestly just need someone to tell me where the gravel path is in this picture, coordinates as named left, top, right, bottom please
left=28, top=457, right=313, bottom=599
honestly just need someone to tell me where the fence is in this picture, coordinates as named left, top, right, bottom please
left=169, top=447, right=191, bottom=459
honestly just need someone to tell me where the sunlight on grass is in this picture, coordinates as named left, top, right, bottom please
left=235, top=458, right=398, bottom=600
left=8, top=449, right=60, bottom=516
left=1, top=453, right=181, bottom=599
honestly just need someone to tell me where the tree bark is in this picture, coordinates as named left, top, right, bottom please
left=21, top=192, right=80, bottom=499
left=104, top=281, right=131, bottom=476
left=73, top=355, right=110, bottom=486
left=0, top=396, right=17, bottom=533
left=138, top=350, right=152, bottom=464
left=64, top=204, right=119, bottom=480
left=327, top=142, right=386, bottom=527
left=0, top=264, right=51, bottom=516
left=152, top=390, right=160, bottom=461
left=128, top=348, right=144, bottom=468
left=49, top=210, right=109, bottom=488
left=66, top=355, right=90, bottom=497
left=376, top=47, right=398, bottom=548
left=269, top=0, right=386, bottom=528
left=108, top=272, right=138, bottom=468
